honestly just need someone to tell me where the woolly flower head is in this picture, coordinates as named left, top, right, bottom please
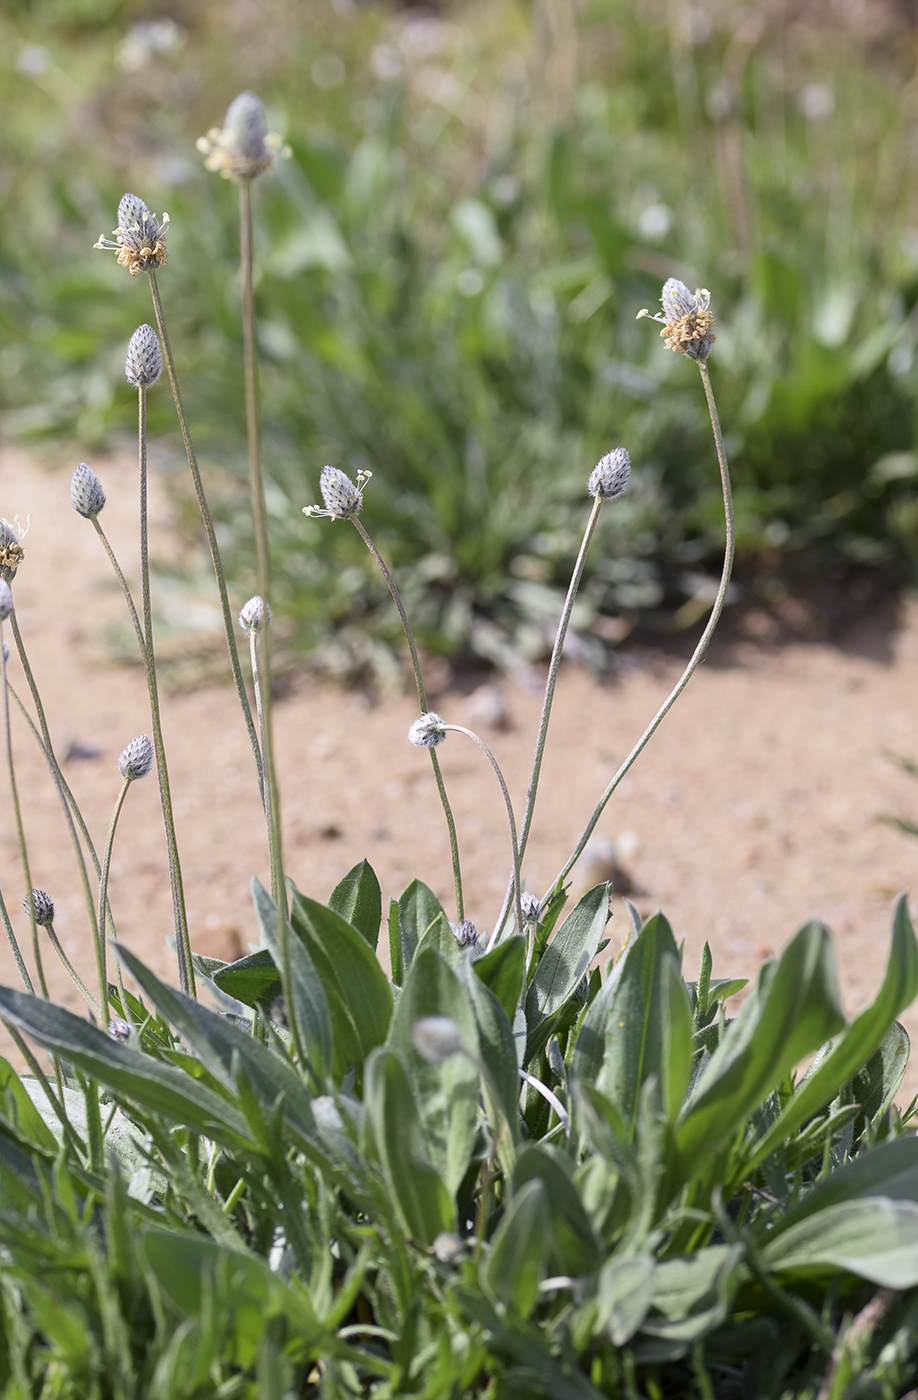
left=23, top=889, right=54, bottom=927
left=107, top=1017, right=132, bottom=1043
left=70, top=463, right=106, bottom=519
left=125, top=324, right=163, bottom=387
left=196, top=91, right=288, bottom=180
left=95, top=194, right=169, bottom=276
left=638, top=278, right=716, bottom=361
left=118, top=733, right=154, bottom=781
left=450, top=918, right=479, bottom=949
left=239, top=596, right=272, bottom=635
left=588, top=447, right=631, bottom=500
left=303, top=465, right=369, bottom=522
left=0, top=515, right=30, bottom=581
left=408, top=712, right=447, bottom=748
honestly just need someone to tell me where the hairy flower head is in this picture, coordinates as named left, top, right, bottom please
left=24, top=889, right=54, bottom=927
left=588, top=447, right=631, bottom=500
left=197, top=90, right=288, bottom=180
left=239, top=595, right=272, bottom=635
left=408, top=712, right=447, bottom=748
left=125, top=324, right=163, bottom=387
left=0, top=516, right=30, bottom=581
left=70, top=463, right=106, bottom=519
left=118, top=733, right=154, bottom=781
left=107, top=1017, right=132, bottom=1043
left=303, top=466, right=368, bottom=522
left=638, top=278, right=715, bottom=361
left=95, top=194, right=169, bottom=275
left=450, top=918, right=479, bottom=949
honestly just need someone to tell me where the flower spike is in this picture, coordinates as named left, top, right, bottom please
left=95, top=193, right=169, bottom=275
left=638, top=277, right=716, bottom=361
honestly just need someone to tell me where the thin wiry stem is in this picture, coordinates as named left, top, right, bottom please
left=137, top=384, right=195, bottom=998
left=436, top=724, right=521, bottom=949
left=146, top=270, right=264, bottom=803
left=247, top=624, right=285, bottom=916
left=90, top=518, right=147, bottom=661
left=492, top=494, right=605, bottom=943
left=45, top=920, right=102, bottom=1018
left=7, top=682, right=107, bottom=959
left=239, top=179, right=270, bottom=605
left=96, top=777, right=132, bottom=1027
left=1, top=619, right=48, bottom=997
left=0, top=887, right=33, bottom=994
left=545, top=360, right=735, bottom=901
left=351, top=516, right=464, bottom=919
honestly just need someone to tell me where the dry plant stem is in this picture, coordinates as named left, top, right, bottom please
left=492, top=494, right=604, bottom=942
left=239, top=178, right=270, bottom=604
left=546, top=360, right=736, bottom=898
left=90, top=519, right=147, bottom=661
left=351, top=516, right=464, bottom=919
left=45, top=920, right=102, bottom=1018
left=0, top=887, right=33, bottom=995
left=138, top=384, right=195, bottom=998
left=439, top=724, right=522, bottom=947
left=9, top=684, right=105, bottom=954
left=96, top=777, right=132, bottom=1027
left=248, top=627, right=286, bottom=917
left=146, top=270, right=264, bottom=803
left=1, top=627, right=48, bottom=998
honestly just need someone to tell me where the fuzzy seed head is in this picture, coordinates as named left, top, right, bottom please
left=0, top=578, right=12, bottom=621
left=94, top=194, right=169, bottom=275
left=239, top=596, right=272, bottom=635
left=450, top=918, right=479, bottom=949
left=196, top=91, right=287, bottom=180
left=520, top=891, right=542, bottom=924
left=118, top=733, right=154, bottom=781
left=125, top=324, right=163, bottom=387
left=0, top=516, right=28, bottom=580
left=658, top=279, right=716, bottom=360
left=107, top=1017, right=132, bottom=1043
left=70, top=463, right=106, bottom=519
left=588, top=447, right=632, bottom=500
left=320, top=466, right=362, bottom=519
left=24, top=889, right=54, bottom=926
left=408, top=712, right=447, bottom=748
left=412, top=1016, right=464, bottom=1063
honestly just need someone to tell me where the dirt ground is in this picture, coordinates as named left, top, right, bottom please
left=2, top=443, right=917, bottom=1103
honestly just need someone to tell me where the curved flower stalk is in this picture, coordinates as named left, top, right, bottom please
left=305, top=469, right=465, bottom=920
left=94, top=736, right=155, bottom=1026
left=546, top=279, right=734, bottom=902
left=239, top=597, right=286, bottom=916
left=94, top=194, right=264, bottom=804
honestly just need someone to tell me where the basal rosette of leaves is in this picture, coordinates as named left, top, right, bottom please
left=1, top=872, right=917, bottom=1397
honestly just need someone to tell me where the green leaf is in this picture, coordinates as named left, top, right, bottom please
left=457, top=956, right=521, bottom=1153
left=0, top=985, right=253, bottom=1149
left=213, top=948, right=281, bottom=1009
left=387, top=897, right=403, bottom=985
left=144, top=1230, right=321, bottom=1365
left=768, top=1136, right=918, bottom=1231
left=251, top=879, right=333, bottom=1083
left=482, top=1178, right=552, bottom=1317
left=761, top=1198, right=918, bottom=1287
left=742, top=896, right=918, bottom=1173
left=473, top=936, right=526, bottom=1023
left=0, top=1056, right=57, bottom=1153
left=569, top=912, right=682, bottom=1138
left=513, top=1143, right=601, bottom=1276
left=642, top=1244, right=745, bottom=1346
left=850, top=1021, right=910, bottom=1126
left=117, top=946, right=320, bottom=1149
left=388, top=947, right=481, bottom=1195
left=673, top=921, right=845, bottom=1188
left=289, top=883, right=393, bottom=1081
left=398, top=879, right=454, bottom=976
left=662, top=953, right=693, bottom=1121
left=328, top=860, right=382, bottom=951
left=364, top=1047, right=455, bottom=1243
left=526, top=883, right=610, bottom=1062
left=595, top=1254, right=656, bottom=1345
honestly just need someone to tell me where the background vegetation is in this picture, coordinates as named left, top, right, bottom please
left=3, top=0, right=918, bottom=673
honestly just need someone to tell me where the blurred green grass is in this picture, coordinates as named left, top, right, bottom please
left=2, top=0, right=918, bottom=672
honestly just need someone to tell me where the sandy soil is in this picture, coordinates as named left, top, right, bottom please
left=2, top=443, right=917, bottom=1102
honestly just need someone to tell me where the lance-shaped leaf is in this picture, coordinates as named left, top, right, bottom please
left=526, top=883, right=610, bottom=1063
left=364, top=1046, right=454, bottom=1243
left=328, top=860, right=382, bottom=951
